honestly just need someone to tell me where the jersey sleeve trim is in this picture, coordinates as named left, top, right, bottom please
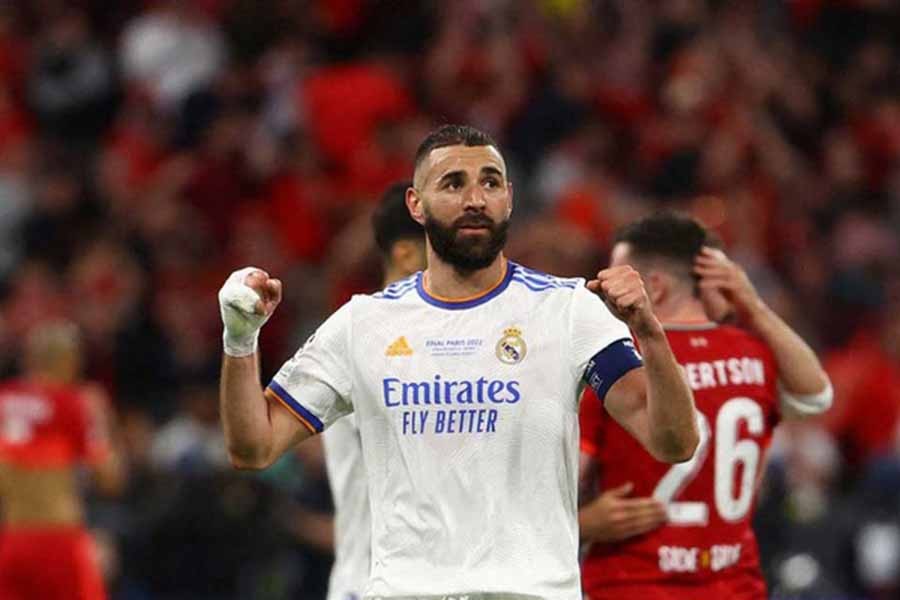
left=583, top=338, right=644, bottom=400
left=778, top=380, right=833, bottom=418
left=265, top=381, right=323, bottom=433
left=510, top=263, right=579, bottom=290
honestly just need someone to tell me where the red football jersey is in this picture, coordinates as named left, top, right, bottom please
left=0, top=379, right=107, bottom=468
left=580, top=324, right=779, bottom=599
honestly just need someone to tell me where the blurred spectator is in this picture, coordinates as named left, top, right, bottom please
left=29, top=9, right=117, bottom=143
left=20, top=162, right=103, bottom=272
left=120, top=0, right=225, bottom=112
left=150, top=382, right=226, bottom=473
left=0, top=135, right=31, bottom=279
left=823, top=307, right=900, bottom=467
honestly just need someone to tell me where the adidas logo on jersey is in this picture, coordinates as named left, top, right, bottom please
left=386, top=336, right=413, bottom=357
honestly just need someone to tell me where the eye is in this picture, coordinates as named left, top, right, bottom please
left=483, top=177, right=500, bottom=189
left=442, top=174, right=464, bottom=190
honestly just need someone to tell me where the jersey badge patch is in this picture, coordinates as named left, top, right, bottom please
left=496, top=327, right=527, bottom=365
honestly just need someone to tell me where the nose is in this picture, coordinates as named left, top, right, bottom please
left=462, top=183, right=487, bottom=210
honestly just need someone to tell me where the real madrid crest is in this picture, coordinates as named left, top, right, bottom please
left=496, top=326, right=527, bottom=365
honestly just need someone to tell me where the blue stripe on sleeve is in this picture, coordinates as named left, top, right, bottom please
left=583, top=338, right=644, bottom=400
left=267, top=380, right=325, bottom=432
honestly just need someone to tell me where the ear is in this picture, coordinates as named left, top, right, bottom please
left=506, top=180, right=514, bottom=219
left=406, top=186, right=426, bottom=226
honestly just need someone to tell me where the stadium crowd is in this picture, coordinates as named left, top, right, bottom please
left=1, top=0, right=899, bottom=598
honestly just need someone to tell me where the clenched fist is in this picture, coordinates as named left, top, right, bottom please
left=587, top=266, right=662, bottom=339
left=218, top=267, right=283, bottom=357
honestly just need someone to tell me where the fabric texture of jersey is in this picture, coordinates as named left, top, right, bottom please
left=580, top=324, right=778, bottom=599
left=323, top=413, right=370, bottom=600
left=0, top=380, right=106, bottom=468
left=269, top=261, right=635, bottom=599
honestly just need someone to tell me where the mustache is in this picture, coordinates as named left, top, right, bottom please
left=453, top=214, right=496, bottom=229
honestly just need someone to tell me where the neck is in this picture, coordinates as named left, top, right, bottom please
left=423, top=249, right=507, bottom=300
left=654, top=293, right=711, bottom=326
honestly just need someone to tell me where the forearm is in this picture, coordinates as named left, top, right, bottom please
left=220, top=353, right=273, bottom=468
left=636, top=326, right=699, bottom=463
left=746, top=303, right=828, bottom=394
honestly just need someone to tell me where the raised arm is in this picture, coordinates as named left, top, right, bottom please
left=218, top=268, right=312, bottom=470
left=587, top=266, right=699, bottom=463
left=80, top=383, right=127, bottom=497
left=695, top=248, right=832, bottom=417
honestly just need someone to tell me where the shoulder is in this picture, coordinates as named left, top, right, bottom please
left=713, top=324, right=772, bottom=355
left=508, top=262, right=583, bottom=294
left=367, top=272, right=420, bottom=302
left=669, top=324, right=774, bottom=360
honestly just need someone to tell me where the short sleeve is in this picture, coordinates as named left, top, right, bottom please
left=266, top=301, right=354, bottom=434
left=568, top=283, right=635, bottom=378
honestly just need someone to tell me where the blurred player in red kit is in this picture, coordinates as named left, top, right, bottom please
left=579, top=213, right=833, bottom=599
left=0, top=321, right=124, bottom=600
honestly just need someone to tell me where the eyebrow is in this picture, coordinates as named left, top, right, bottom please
left=437, top=170, right=466, bottom=185
left=436, top=165, right=504, bottom=184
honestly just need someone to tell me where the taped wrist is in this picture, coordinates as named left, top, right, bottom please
left=223, top=328, right=259, bottom=357
left=218, top=266, right=270, bottom=357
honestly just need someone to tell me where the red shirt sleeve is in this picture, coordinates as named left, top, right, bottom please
left=579, top=387, right=604, bottom=458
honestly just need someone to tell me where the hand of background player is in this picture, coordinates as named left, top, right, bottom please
left=588, top=266, right=662, bottom=339
left=694, top=248, right=764, bottom=324
left=218, top=267, right=282, bottom=357
left=580, top=482, right=668, bottom=543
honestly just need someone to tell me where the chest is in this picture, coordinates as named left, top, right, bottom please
left=349, top=306, right=578, bottom=438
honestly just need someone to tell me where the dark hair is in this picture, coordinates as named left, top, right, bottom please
left=614, top=211, right=710, bottom=283
left=413, top=124, right=499, bottom=172
left=372, top=181, right=423, bottom=254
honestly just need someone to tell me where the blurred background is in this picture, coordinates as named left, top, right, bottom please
left=0, top=0, right=899, bottom=598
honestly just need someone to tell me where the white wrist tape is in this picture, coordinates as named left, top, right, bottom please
left=218, top=266, right=272, bottom=357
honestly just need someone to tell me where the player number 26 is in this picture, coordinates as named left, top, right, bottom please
left=653, top=397, right=764, bottom=525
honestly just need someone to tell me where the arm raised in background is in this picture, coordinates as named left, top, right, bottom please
left=81, top=384, right=127, bottom=497
left=218, top=268, right=312, bottom=470
left=587, top=266, right=699, bottom=463
left=695, top=248, right=832, bottom=417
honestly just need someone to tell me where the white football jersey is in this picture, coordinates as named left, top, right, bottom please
left=267, top=260, right=633, bottom=599
left=323, top=413, right=370, bottom=600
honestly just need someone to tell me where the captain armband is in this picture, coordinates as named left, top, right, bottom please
left=583, top=338, right=644, bottom=400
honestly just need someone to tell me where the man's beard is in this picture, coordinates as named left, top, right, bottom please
left=424, top=212, right=509, bottom=273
